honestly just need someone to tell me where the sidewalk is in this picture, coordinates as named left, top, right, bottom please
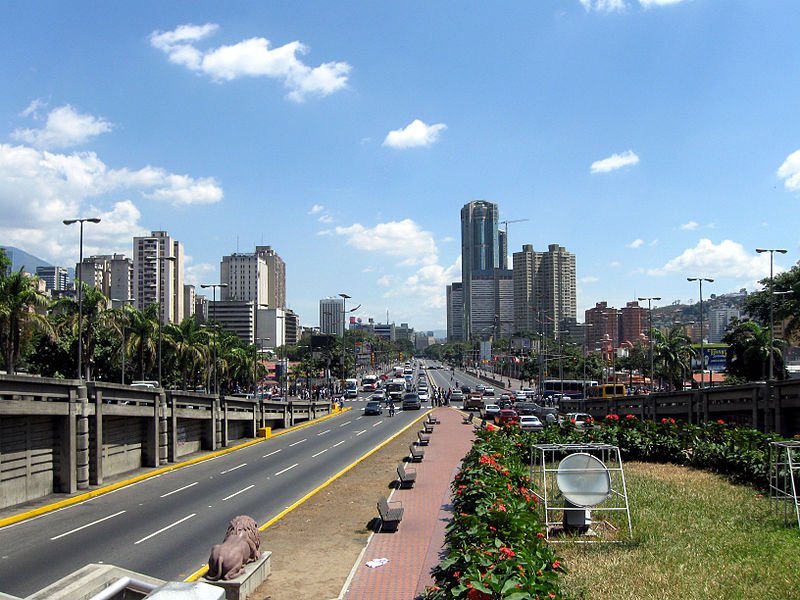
left=341, top=407, right=474, bottom=600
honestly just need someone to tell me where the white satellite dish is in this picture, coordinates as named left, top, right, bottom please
left=556, top=453, right=612, bottom=531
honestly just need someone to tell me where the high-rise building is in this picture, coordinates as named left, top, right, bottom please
left=460, top=200, right=513, bottom=340
left=183, top=285, right=196, bottom=319
left=320, top=297, right=345, bottom=336
left=35, top=266, right=69, bottom=292
left=258, top=246, right=286, bottom=309
left=75, top=254, right=133, bottom=307
left=446, top=282, right=464, bottom=342
left=284, top=309, right=301, bottom=345
left=220, top=251, right=269, bottom=304
left=209, top=300, right=255, bottom=344
left=585, top=302, right=620, bottom=352
left=621, top=300, right=647, bottom=344
left=512, top=243, right=576, bottom=339
left=133, top=231, right=184, bottom=324
left=709, top=307, right=740, bottom=343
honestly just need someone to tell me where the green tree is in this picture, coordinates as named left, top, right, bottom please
left=653, top=325, right=696, bottom=391
left=0, top=269, right=53, bottom=374
left=126, top=303, right=160, bottom=381
left=163, top=317, right=210, bottom=390
left=723, top=319, right=786, bottom=381
left=744, top=261, right=800, bottom=341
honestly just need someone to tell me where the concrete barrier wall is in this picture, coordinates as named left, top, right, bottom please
left=0, top=374, right=332, bottom=509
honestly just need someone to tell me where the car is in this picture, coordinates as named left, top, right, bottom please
left=370, top=392, right=386, bottom=402
left=495, top=409, right=519, bottom=426
left=519, top=415, right=544, bottom=432
left=402, top=393, right=422, bottom=410
left=482, top=388, right=496, bottom=398
left=476, top=384, right=486, bottom=393
left=450, top=389, right=465, bottom=402
left=562, top=412, right=594, bottom=430
left=364, top=400, right=383, bottom=415
left=483, top=404, right=501, bottom=419
left=460, top=386, right=472, bottom=394
left=418, top=390, right=429, bottom=402
left=514, top=392, right=527, bottom=402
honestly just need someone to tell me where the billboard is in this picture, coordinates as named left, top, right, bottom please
left=691, top=344, right=728, bottom=372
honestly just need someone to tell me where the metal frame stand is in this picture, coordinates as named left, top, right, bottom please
left=529, top=443, right=632, bottom=543
left=768, top=441, right=800, bottom=530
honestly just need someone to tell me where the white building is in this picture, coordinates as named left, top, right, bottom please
left=320, top=297, right=345, bottom=336
left=133, top=231, right=184, bottom=324
left=709, top=307, right=740, bottom=343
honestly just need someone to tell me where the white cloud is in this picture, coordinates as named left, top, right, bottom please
left=639, top=0, right=686, bottom=6
left=590, top=150, right=640, bottom=173
left=150, top=24, right=351, bottom=102
left=581, top=276, right=599, bottom=283
left=680, top=220, right=699, bottom=231
left=649, top=239, right=659, bottom=247
left=383, top=256, right=461, bottom=311
left=184, top=259, right=218, bottom=289
left=777, top=149, right=800, bottom=192
left=12, top=105, right=112, bottom=149
left=383, top=119, right=447, bottom=149
left=441, top=236, right=455, bottom=243
left=648, top=239, right=773, bottom=279
left=609, top=261, right=621, bottom=267
left=309, top=204, right=324, bottom=214
left=335, top=219, right=438, bottom=266
left=377, top=274, right=392, bottom=287
left=318, top=214, right=334, bottom=224
left=580, top=0, right=627, bottom=12
left=20, top=98, right=46, bottom=118
left=627, top=238, right=644, bottom=249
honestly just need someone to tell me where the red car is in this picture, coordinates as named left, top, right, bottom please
left=495, top=409, right=519, bottom=426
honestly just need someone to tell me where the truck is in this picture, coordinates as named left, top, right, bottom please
left=464, top=392, right=484, bottom=410
left=344, top=378, right=359, bottom=398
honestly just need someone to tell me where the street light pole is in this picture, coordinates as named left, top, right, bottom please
left=638, top=296, right=661, bottom=392
left=755, top=248, right=788, bottom=380
left=338, top=293, right=350, bottom=382
left=201, top=283, right=228, bottom=393
left=687, top=277, right=714, bottom=389
left=575, top=323, right=593, bottom=411
left=63, top=217, right=101, bottom=380
left=112, top=298, right=134, bottom=384
left=156, top=256, right=176, bottom=388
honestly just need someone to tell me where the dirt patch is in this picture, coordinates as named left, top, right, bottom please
left=250, top=420, right=423, bottom=600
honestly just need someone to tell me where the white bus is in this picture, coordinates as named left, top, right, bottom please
left=361, top=375, right=378, bottom=391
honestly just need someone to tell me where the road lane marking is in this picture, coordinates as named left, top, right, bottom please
left=222, top=485, right=255, bottom=501
left=275, top=464, right=298, bottom=476
left=134, top=513, right=196, bottom=545
left=289, top=439, right=307, bottom=447
left=312, top=449, right=328, bottom=458
left=220, top=463, right=247, bottom=474
left=332, top=440, right=345, bottom=448
left=262, top=449, right=282, bottom=458
left=355, top=429, right=367, bottom=436
left=317, top=429, right=331, bottom=436
left=372, top=420, right=383, bottom=427
left=160, top=482, right=199, bottom=498
left=355, top=416, right=363, bottom=420
left=50, top=510, right=126, bottom=540
left=339, top=420, right=352, bottom=427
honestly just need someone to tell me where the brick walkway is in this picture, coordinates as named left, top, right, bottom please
left=341, top=407, right=475, bottom=600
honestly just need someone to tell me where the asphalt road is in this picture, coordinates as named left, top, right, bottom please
left=0, top=384, right=430, bottom=598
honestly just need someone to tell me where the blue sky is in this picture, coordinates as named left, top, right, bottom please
left=1, top=1, right=799, bottom=332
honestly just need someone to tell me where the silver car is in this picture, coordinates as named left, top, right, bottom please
left=519, top=415, right=544, bottom=431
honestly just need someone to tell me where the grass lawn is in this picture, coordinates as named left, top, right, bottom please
left=557, top=461, right=800, bottom=600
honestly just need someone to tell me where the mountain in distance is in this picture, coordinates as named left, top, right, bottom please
left=1, top=245, right=55, bottom=275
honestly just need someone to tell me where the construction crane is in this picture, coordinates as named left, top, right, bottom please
left=500, top=218, right=530, bottom=236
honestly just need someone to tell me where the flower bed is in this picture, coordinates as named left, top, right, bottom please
left=423, top=416, right=787, bottom=598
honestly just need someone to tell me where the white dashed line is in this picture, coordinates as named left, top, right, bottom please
left=317, top=429, right=331, bottom=436
left=372, top=421, right=382, bottom=427
left=289, top=439, right=307, bottom=447
left=134, top=513, right=196, bottom=545
left=332, top=440, right=345, bottom=448
left=51, top=511, right=126, bottom=541
left=222, top=485, right=255, bottom=501
left=262, top=449, right=282, bottom=458
left=339, top=420, right=352, bottom=427
left=160, top=482, right=198, bottom=498
left=356, top=430, right=367, bottom=436
left=275, top=464, right=299, bottom=476
left=312, top=449, right=328, bottom=458
left=220, top=463, right=247, bottom=474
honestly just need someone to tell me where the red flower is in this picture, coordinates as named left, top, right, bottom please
left=717, top=419, right=726, bottom=425
left=625, top=414, right=636, bottom=420
left=605, top=413, right=619, bottom=421
left=453, top=571, right=460, bottom=578
left=499, top=546, right=516, bottom=559
left=536, top=532, right=545, bottom=538
left=552, top=560, right=561, bottom=570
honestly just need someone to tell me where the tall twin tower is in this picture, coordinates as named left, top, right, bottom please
left=447, top=200, right=576, bottom=342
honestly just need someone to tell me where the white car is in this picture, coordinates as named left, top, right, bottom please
left=418, top=390, right=429, bottom=402
left=483, top=404, right=501, bottom=419
left=519, top=415, right=544, bottom=431
left=514, top=392, right=527, bottom=402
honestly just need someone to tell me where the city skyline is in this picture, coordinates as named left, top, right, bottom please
left=1, top=2, right=799, bottom=331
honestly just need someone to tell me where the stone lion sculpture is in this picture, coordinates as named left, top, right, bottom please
left=207, top=515, right=261, bottom=581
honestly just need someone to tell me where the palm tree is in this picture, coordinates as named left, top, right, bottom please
left=653, top=325, right=696, bottom=391
left=723, top=320, right=785, bottom=381
left=126, top=304, right=160, bottom=381
left=163, top=317, right=210, bottom=390
left=52, top=283, right=114, bottom=380
left=0, top=269, right=53, bottom=374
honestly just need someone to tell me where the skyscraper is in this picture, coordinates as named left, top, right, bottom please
left=133, top=231, right=184, bottom=324
left=512, top=243, right=576, bottom=340
left=460, top=200, right=512, bottom=340
left=320, top=297, right=345, bottom=336
left=446, top=282, right=464, bottom=342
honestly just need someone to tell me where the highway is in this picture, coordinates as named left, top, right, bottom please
left=0, top=380, right=431, bottom=598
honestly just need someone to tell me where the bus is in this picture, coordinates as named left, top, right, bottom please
left=361, top=375, right=378, bottom=391
left=345, top=378, right=359, bottom=398
left=587, top=383, right=627, bottom=399
left=541, top=379, right=598, bottom=399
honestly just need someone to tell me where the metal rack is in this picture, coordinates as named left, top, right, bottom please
left=768, top=441, right=800, bottom=530
left=529, top=443, right=632, bottom=543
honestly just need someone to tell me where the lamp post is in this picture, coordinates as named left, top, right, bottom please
left=63, top=217, right=101, bottom=379
left=338, top=293, right=350, bottom=383
left=687, top=277, right=714, bottom=388
left=755, top=248, right=788, bottom=381
left=253, top=303, right=270, bottom=393
left=201, top=283, right=228, bottom=393
left=575, top=323, right=593, bottom=410
left=112, top=298, right=135, bottom=384
left=276, top=313, right=286, bottom=399
left=638, top=296, right=661, bottom=392
left=154, top=256, right=177, bottom=388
